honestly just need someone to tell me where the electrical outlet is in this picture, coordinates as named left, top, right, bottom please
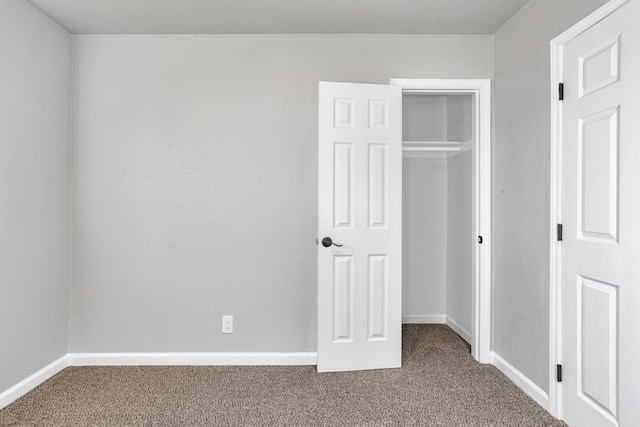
left=222, top=315, right=233, bottom=334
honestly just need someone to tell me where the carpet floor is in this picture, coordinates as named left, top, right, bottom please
left=0, top=325, right=566, bottom=426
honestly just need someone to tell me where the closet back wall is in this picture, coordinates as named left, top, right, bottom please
left=70, top=35, right=492, bottom=352
left=403, top=157, right=448, bottom=318
left=402, top=95, right=450, bottom=319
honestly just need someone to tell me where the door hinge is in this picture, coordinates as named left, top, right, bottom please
left=478, top=235, right=483, bottom=244
left=559, top=83, right=564, bottom=101
left=556, top=364, right=563, bottom=382
left=557, top=224, right=563, bottom=241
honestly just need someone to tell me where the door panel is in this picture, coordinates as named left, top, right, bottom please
left=578, top=276, right=618, bottom=417
left=333, top=143, right=353, bottom=228
left=318, top=81, right=402, bottom=372
left=333, top=255, right=353, bottom=342
left=367, top=254, right=387, bottom=340
left=561, top=1, right=640, bottom=425
left=579, top=34, right=620, bottom=98
left=578, top=106, right=618, bottom=241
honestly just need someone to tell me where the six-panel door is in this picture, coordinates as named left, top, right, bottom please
left=561, top=1, right=640, bottom=425
left=317, top=82, right=402, bottom=372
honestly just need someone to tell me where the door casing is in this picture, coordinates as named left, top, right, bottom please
left=390, top=79, right=492, bottom=364
left=549, top=0, right=631, bottom=419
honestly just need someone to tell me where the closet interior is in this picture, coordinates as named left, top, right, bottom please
left=402, top=94, right=473, bottom=344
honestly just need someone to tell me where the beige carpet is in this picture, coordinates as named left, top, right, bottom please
left=0, top=325, right=566, bottom=426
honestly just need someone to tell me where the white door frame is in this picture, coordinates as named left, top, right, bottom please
left=549, top=0, right=630, bottom=418
left=390, top=78, right=492, bottom=364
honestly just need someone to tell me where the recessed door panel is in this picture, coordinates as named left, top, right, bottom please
left=368, top=255, right=387, bottom=340
left=333, top=143, right=353, bottom=229
left=578, top=276, right=618, bottom=420
left=578, top=107, right=618, bottom=242
left=369, top=100, right=389, bottom=129
left=334, top=99, right=354, bottom=128
left=368, top=144, right=388, bottom=229
left=333, top=255, right=353, bottom=342
left=580, top=35, right=620, bottom=97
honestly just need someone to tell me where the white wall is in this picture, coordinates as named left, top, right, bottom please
left=0, top=0, right=71, bottom=393
left=403, top=157, right=448, bottom=318
left=493, top=0, right=608, bottom=392
left=70, top=34, right=492, bottom=352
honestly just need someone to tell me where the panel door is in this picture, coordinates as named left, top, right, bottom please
left=317, top=81, right=402, bottom=372
left=561, top=1, right=640, bottom=425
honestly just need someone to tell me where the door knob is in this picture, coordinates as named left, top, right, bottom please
left=321, top=237, right=343, bottom=248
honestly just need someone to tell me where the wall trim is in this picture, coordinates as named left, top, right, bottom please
left=548, top=0, right=630, bottom=419
left=0, top=355, right=70, bottom=410
left=446, top=316, right=472, bottom=344
left=491, top=351, right=549, bottom=411
left=402, top=314, right=446, bottom=324
left=68, top=352, right=318, bottom=366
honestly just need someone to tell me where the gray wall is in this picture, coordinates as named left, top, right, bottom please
left=402, top=95, right=448, bottom=141
left=0, top=0, right=71, bottom=392
left=70, top=34, right=492, bottom=352
left=493, top=0, right=608, bottom=392
left=446, top=95, right=472, bottom=143
left=403, top=157, right=448, bottom=317
left=402, top=95, right=449, bottom=318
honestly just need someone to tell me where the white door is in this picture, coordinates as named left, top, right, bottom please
left=317, top=82, right=402, bottom=372
left=561, top=1, right=640, bottom=425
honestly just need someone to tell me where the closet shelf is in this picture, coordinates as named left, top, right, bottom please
left=402, top=140, right=472, bottom=156
left=403, top=141, right=462, bottom=145
left=403, top=146, right=461, bottom=152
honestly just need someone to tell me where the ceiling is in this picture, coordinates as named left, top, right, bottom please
left=27, top=0, right=530, bottom=35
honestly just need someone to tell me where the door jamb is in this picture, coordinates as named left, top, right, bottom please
left=390, top=78, right=492, bottom=364
left=549, top=0, right=630, bottom=418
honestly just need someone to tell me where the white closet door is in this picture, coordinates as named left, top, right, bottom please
left=317, top=81, right=402, bottom=372
left=561, top=1, right=640, bottom=425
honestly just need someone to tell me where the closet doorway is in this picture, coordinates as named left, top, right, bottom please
left=317, top=79, right=490, bottom=372
left=391, top=79, right=491, bottom=363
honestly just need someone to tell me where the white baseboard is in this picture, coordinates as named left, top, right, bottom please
left=0, top=351, right=317, bottom=410
left=0, top=355, right=69, bottom=410
left=402, top=314, right=446, bottom=324
left=68, top=352, right=318, bottom=366
left=445, top=316, right=472, bottom=344
left=490, top=351, right=549, bottom=411
left=2, top=350, right=549, bottom=415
